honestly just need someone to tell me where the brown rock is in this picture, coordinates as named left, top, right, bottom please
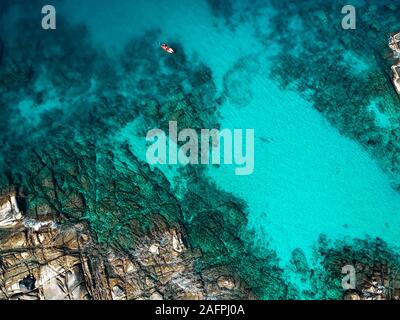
left=217, top=276, right=236, bottom=290
left=343, top=291, right=361, bottom=300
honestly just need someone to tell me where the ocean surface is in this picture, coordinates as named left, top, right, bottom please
left=2, top=0, right=400, bottom=298
left=63, top=0, right=400, bottom=268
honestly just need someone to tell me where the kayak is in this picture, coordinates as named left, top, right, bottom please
left=160, top=43, right=175, bottom=54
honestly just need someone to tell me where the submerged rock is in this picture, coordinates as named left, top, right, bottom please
left=308, top=236, right=400, bottom=300
left=217, top=276, right=236, bottom=290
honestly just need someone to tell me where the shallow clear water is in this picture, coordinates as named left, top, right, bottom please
left=209, top=80, right=400, bottom=265
left=57, top=0, right=400, bottom=281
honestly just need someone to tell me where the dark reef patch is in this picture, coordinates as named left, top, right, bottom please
left=222, top=55, right=260, bottom=107
left=311, top=236, right=400, bottom=299
left=205, top=0, right=269, bottom=33
left=284, top=236, right=400, bottom=299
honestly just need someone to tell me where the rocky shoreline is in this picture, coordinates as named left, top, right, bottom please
left=0, top=193, right=253, bottom=300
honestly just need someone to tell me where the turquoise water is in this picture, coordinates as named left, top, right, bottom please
left=210, top=82, right=400, bottom=265
left=62, top=0, right=400, bottom=266
left=3, top=0, right=400, bottom=297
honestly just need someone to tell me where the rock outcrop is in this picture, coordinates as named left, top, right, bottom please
left=389, top=32, right=400, bottom=94
left=0, top=193, right=253, bottom=300
left=0, top=194, right=23, bottom=228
